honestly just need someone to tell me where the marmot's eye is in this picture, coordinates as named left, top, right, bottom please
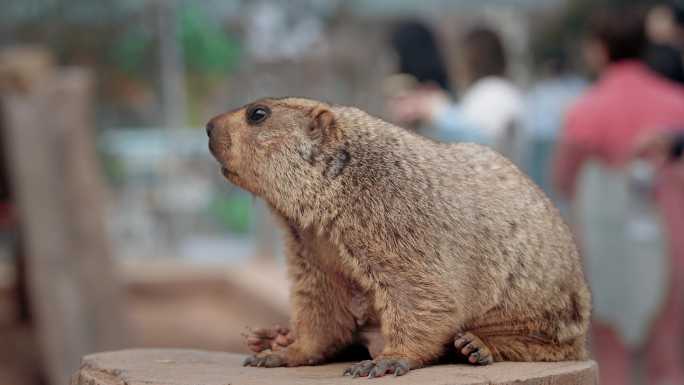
left=246, top=105, right=270, bottom=125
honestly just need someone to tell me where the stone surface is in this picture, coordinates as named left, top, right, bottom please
left=71, top=349, right=598, bottom=385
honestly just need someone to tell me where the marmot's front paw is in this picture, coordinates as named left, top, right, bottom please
left=242, top=351, right=286, bottom=368
left=243, top=325, right=294, bottom=353
left=343, top=357, right=412, bottom=378
left=243, top=347, right=324, bottom=368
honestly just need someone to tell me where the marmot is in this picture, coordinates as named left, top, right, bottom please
left=206, top=97, right=591, bottom=378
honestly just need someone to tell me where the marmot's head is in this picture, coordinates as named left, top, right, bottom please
left=207, top=97, right=351, bottom=217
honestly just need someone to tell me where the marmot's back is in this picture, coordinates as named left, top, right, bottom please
left=442, top=143, right=587, bottom=315
left=336, top=117, right=589, bottom=342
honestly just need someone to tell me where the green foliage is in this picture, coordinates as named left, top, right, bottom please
left=99, top=153, right=127, bottom=187
left=179, top=5, right=241, bottom=75
left=111, top=28, right=152, bottom=78
left=208, top=193, right=253, bottom=234
left=108, top=4, right=242, bottom=80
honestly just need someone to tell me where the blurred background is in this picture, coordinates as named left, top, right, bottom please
left=1, top=0, right=684, bottom=385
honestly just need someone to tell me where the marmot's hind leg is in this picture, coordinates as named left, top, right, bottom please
left=454, top=332, right=494, bottom=365
left=484, top=332, right=587, bottom=362
left=455, top=328, right=585, bottom=364
left=458, top=317, right=588, bottom=363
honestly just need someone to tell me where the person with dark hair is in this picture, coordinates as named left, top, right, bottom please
left=383, top=20, right=453, bottom=135
left=460, top=27, right=507, bottom=83
left=389, top=20, right=451, bottom=93
left=588, top=7, right=647, bottom=64
left=387, top=25, right=522, bottom=157
left=553, top=5, right=684, bottom=385
left=645, top=2, right=684, bottom=84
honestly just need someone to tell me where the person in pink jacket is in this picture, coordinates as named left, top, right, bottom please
left=553, top=6, right=684, bottom=385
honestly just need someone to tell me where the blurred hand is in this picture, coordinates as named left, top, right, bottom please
left=386, top=86, right=450, bottom=125
left=633, top=131, right=676, bottom=166
left=633, top=131, right=684, bottom=184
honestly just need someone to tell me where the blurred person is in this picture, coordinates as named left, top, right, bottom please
left=553, top=6, right=684, bottom=385
left=388, top=20, right=452, bottom=92
left=383, top=20, right=452, bottom=134
left=645, top=2, right=684, bottom=84
left=646, top=1, right=684, bottom=48
left=677, top=0, right=684, bottom=44
left=521, top=48, right=587, bottom=204
left=387, top=26, right=523, bottom=157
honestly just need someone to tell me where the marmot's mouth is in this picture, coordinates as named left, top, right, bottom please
left=221, top=166, right=237, bottom=178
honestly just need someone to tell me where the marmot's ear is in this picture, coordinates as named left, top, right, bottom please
left=307, top=107, right=337, bottom=142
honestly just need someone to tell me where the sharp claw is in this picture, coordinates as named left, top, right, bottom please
left=478, top=354, right=492, bottom=365
left=394, top=360, right=410, bottom=376
left=346, top=359, right=412, bottom=379
left=242, top=356, right=252, bottom=366
left=368, top=365, right=380, bottom=379
left=375, top=362, right=390, bottom=378
left=395, top=367, right=409, bottom=376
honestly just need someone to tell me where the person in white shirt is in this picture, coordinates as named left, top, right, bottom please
left=387, top=26, right=523, bottom=157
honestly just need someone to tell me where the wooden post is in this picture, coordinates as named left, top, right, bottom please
left=71, top=349, right=598, bottom=385
left=0, top=46, right=57, bottom=324
left=0, top=48, right=128, bottom=385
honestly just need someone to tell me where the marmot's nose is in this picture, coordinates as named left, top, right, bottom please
left=206, top=121, right=215, bottom=137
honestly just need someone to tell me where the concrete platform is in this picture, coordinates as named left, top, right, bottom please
left=71, top=349, right=598, bottom=385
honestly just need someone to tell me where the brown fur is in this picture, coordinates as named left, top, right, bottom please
left=207, top=97, right=591, bottom=376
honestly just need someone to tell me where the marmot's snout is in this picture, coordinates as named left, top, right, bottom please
left=206, top=119, right=219, bottom=158
left=206, top=113, right=233, bottom=164
left=205, top=120, right=215, bottom=138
